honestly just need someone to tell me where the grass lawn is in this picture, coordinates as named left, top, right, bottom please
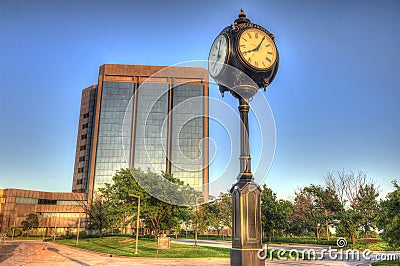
left=56, top=236, right=230, bottom=258
left=56, top=236, right=302, bottom=259
left=372, top=261, right=399, bottom=266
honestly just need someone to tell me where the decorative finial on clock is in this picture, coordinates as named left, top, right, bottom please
left=239, top=8, right=246, bottom=18
left=235, top=8, right=250, bottom=24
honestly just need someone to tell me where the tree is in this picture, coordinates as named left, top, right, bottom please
left=205, top=191, right=232, bottom=237
left=292, top=186, right=330, bottom=239
left=354, top=183, right=379, bottom=240
left=261, top=185, right=293, bottom=241
left=21, top=213, right=39, bottom=237
left=100, top=168, right=194, bottom=237
left=376, top=180, right=400, bottom=248
left=261, top=185, right=278, bottom=241
left=336, top=209, right=362, bottom=245
left=303, top=185, right=342, bottom=240
left=87, top=194, right=112, bottom=237
left=214, top=192, right=232, bottom=232
left=324, top=170, right=379, bottom=244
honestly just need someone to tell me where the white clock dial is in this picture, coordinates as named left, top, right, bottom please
left=208, top=34, right=228, bottom=77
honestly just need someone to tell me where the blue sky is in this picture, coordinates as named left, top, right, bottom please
left=0, top=0, right=399, bottom=200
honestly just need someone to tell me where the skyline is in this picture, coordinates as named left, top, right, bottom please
left=0, top=0, right=399, bottom=200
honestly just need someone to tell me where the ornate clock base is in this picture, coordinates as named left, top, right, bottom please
left=230, top=181, right=264, bottom=266
left=231, top=249, right=264, bottom=266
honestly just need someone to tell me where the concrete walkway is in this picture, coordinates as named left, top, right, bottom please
left=1, top=240, right=398, bottom=265
left=0, top=241, right=229, bottom=266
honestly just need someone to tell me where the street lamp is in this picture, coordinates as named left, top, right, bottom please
left=193, top=195, right=205, bottom=246
left=129, top=194, right=141, bottom=255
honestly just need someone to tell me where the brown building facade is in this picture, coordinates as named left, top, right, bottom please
left=0, top=189, right=85, bottom=235
left=72, top=64, right=209, bottom=201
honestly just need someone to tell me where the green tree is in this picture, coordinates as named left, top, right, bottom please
left=292, top=187, right=326, bottom=238
left=100, top=168, right=194, bottom=237
left=261, top=185, right=293, bottom=241
left=303, top=185, right=342, bottom=240
left=276, top=199, right=293, bottom=237
left=203, top=192, right=232, bottom=237
left=20, top=213, right=39, bottom=237
left=376, top=181, right=400, bottom=248
left=336, top=209, right=362, bottom=245
left=325, top=170, right=379, bottom=244
left=354, top=183, right=379, bottom=240
left=87, top=194, right=112, bottom=237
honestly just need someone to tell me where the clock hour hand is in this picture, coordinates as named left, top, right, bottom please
left=217, top=38, right=222, bottom=57
left=242, top=47, right=257, bottom=55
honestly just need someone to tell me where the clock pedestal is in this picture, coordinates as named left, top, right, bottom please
left=230, top=98, right=264, bottom=266
left=230, top=182, right=264, bottom=266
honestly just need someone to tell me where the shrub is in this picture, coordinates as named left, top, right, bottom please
left=6, top=227, right=22, bottom=237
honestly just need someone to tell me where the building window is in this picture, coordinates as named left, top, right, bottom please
left=41, top=212, right=83, bottom=218
left=78, top=167, right=84, bottom=173
left=80, top=145, right=86, bottom=151
left=76, top=179, right=83, bottom=185
left=81, top=134, right=87, bottom=140
left=38, top=199, right=57, bottom=205
left=57, top=200, right=80, bottom=205
left=79, top=156, right=85, bottom=162
left=82, top=123, right=88, bottom=129
left=83, top=113, right=89, bottom=118
left=16, top=197, right=39, bottom=204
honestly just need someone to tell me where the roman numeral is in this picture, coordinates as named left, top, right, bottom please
left=265, top=44, right=271, bottom=47
left=247, top=57, right=252, bottom=63
left=255, top=32, right=258, bottom=39
left=266, top=57, right=271, bottom=62
left=267, top=51, right=274, bottom=55
left=255, top=61, right=259, bottom=67
left=247, top=32, right=252, bottom=38
left=242, top=37, right=248, bottom=42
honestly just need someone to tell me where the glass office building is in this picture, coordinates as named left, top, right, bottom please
left=72, top=65, right=209, bottom=201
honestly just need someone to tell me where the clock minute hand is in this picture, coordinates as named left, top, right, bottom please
left=254, top=36, right=265, bottom=51
left=242, top=36, right=266, bottom=54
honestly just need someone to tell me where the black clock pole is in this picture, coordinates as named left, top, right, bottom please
left=209, top=8, right=279, bottom=266
left=230, top=96, right=264, bottom=266
left=238, top=97, right=252, bottom=182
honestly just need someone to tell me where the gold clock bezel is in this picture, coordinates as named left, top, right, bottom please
left=208, top=33, right=231, bottom=78
left=236, top=28, right=277, bottom=71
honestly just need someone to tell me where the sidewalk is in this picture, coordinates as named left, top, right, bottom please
left=0, top=241, right=229, bottom=266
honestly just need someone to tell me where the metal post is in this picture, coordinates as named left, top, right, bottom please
left=238, top=97, right=252, bottom=182
left=194, top=196, right=203, bottom=246
left=195, top=199, right=198, bottom=246
left=129, top=194, right=140, bottom=255
left=12, top=219, right=15, bottom=240
left=76, top=212, right=81, bottom=245
left=230, top=96, right=263, bottom=266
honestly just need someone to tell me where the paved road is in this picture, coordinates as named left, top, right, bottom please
left=172, top=239, right=400, bottom=266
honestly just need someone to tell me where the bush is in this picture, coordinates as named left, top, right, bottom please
left=6, top=227, right=22, bottom=237
left=78, top=231, right=87, bottom=238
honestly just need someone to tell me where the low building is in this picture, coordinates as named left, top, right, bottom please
left=0, top=188, right=86, bottom=236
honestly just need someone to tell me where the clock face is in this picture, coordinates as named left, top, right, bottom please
left=238, top=28, right=277, bottom=70
left=208, top=34, right=229, bottom=77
